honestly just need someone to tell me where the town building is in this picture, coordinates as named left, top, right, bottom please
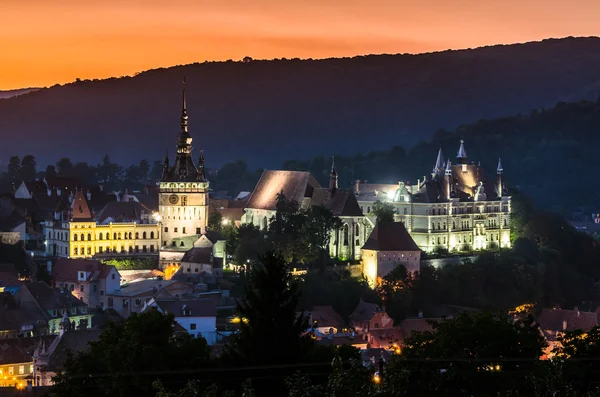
left=361, top=222, right=422, bottom=287
left=43, top=190, right=160, bottom=259
left=349, top=300, right=394, bottom=340
left=0, top=335, right=54, bottom=388
left=355, top=140, right=511, bottom=253
left=51, top=258, right=121, bottom=308
left=537, top=308, right=599, bottom=359
left=243, top=160, right=372, bottom=260
left=307, top=305, right=346, bottom=336
left=104, top=278, right=194, bottom=318
left=13, top=282, right=92, bottom=335
left=141, top=298, right=218, bottom=344
left=157, top=81, right=211, bottom=269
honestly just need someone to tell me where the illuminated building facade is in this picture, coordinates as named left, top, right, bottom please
left=355, top=140, right=511, bottom=253
left=43, top=191, right=160, bottom=258
left=243, top=160, right=372, bottom=260
left=157, top=80, right=210, bottom=271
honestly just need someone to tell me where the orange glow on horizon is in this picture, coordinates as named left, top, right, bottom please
left=2, top=0, right=600, bottom=90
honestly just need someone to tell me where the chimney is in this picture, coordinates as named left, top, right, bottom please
left=418, top=311, right=423, bottom=319
left=562, top=320, right=567, bottom=331
left=57, top=188, right=62, bottom=197
left=355, top=180, right=361, bottom=195
left=86, top=191, right=92, bottom=201
left=47, top=188, right=51, bottom=196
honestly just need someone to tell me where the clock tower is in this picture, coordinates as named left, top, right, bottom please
left=158, top=79, right=209, bottom=256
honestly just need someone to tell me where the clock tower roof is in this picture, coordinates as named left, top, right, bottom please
left=161, top=77, right=208, bottom=183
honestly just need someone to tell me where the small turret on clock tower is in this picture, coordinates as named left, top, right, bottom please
left=158, top=79, right=210, bottom=259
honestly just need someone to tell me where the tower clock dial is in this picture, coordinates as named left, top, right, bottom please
left=168, top=194, right=179, bottom=204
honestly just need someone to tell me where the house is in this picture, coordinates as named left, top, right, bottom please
left=366, top=317, right=441, bottom=350
left=104, top=278, right=194, bottom=318
left=0, top=335, right=54, bottom=387
left=538, top=308, right=599, bottom=358
left=210, top=197, right=248, bottom=227
left=361, top=222, right=422, bottom=287
left=14, top=282, right=92, bottom=334
left=349, top=300, right=394, bottom=338
left=51, top=258, right=120, bottom=308
left=33, top=329, right=102, bottom=386
left=165, top=231, right=227, bottom=280
left=307, top=306, right=346, bottom=335
left=96, top=200, right=154, bottom=224
left=142, top=298, right=218, bottom=344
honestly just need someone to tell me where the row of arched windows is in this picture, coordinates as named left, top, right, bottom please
left=74, top=231, right=154, bottom=241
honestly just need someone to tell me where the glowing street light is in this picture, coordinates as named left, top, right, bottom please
left=152, top=212, right=162, bottom=222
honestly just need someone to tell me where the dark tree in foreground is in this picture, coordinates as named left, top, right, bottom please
left=52, top=310, right=210, bottom=397
left=224, top=250, right=312, bottom=366
left=384, top=311, right=546, bottom=396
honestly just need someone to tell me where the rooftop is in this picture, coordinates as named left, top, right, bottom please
left=362, top=222, right=421, bottom=252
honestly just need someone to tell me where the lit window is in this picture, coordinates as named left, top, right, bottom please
left=9, top=367, right=14, bottom=375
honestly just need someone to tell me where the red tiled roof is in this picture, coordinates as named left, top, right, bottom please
left=96, top=201, right=143, bottom=223
left=52, top=258, right=117, bottom=283
left=310, top=305, right=345, bottom=330
left=400, top=318, right=440, bottom=336
left=362, top=222, right=420, bottom=252
left=368, top=326, right=404, bottom=349
left=70, top=191, right=93, bottom=220
left=538, top=308, right=599, bottom=332
left=311, top=188, right=364, bottom=217
left=349, top=300, right=380, bottom=322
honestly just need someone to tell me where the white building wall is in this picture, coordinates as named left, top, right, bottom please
left=174, top=316, right=217, bottom=344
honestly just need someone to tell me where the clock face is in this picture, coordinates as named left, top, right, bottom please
left=168, top=194, right=179, bottom=204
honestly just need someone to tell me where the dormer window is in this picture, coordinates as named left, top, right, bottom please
left=78, top=271, right=86, bottom=281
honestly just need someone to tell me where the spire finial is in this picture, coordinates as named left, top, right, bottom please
left=329, top=156, right=338, bottom=192
left=445, top=159, right=452, bottom=175
left=331, top=156, right=336, bottom=173
left=182, top=76, right=187, bottom=113
left=497, top=157, right=503, bottom=174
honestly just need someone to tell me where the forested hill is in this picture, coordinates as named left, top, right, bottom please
left=3, top=37, right=600, bottom=168
left=284, top=99, right=600, bottom=214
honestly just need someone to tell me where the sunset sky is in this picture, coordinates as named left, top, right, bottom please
left=2, top=0, right=600, bottom=90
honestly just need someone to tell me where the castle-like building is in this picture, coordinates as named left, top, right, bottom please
left=355, top=140, right=511, bottom=253
left=157, top=81, right=211, bottom=268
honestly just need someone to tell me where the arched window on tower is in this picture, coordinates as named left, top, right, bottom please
left=262, top=216, right=268, bottom=231
left=143, top=232, right=147, bottom=239
left=74, top=234, right=78, bottom=241
left=135, top=232, right=139, bottom=239
left=81, top=233, right=85, bottom=241
left=150, top=232, right=154, bottom=239
left=113, top=233, right=117, bottom=240
left=87, top=233, right=91, bottom=241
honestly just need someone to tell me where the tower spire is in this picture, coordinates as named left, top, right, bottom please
left=329, top=156, right=338, bottom=193
left=497, top=157, right=503, bottom=174
left=180, top=77, right=188, bottom=134
left=457, top=139, right=467, bottom=164
left=432, top=147, right=444, bottom=177
left=496, top=157, right=504, bottom=197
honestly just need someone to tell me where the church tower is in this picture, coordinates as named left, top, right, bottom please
left=158, top=79, right=209, bottom=251
left=329, top=156, right=338, bottom=194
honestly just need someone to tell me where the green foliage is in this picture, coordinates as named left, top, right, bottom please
left=371, top=201, right=395, bottom=223
left=52, top=310, right=211, bottom=397
left=208, top=211, right=223, bottom=233
left=101, top=257, right=157, bottom=270
left=387, top=311, right=546, bottom=396
left=224, top=251, right=313, bottom=366
left=229, top=223, right=268, bottom=265
left=268, top=193, right=342, bottom=265
left=298, top=269, right=379, bottom=321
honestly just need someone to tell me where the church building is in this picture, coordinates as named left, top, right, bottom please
left=355, top=140, right=511, bottom=253
left=243, top=159, right=372, bottom=260
left=157, top=80, right=211, bottom=271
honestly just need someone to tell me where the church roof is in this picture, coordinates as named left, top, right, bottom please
left=311, top=188, right=364, bottom=217
left=246, top=170, right=321, bottom=211
left=362, top=222, right=420, bottom=252
left=180, top=247, right=212, bottom=264
left=162, top=155, right=204, bottom=182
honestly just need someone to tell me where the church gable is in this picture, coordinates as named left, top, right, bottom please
left=246, top=170, right=321, bottom=211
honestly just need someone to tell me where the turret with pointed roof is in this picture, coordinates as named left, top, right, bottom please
left=432, top=148, right=444, bottom=177
left=161, top=78, right=207, bottom=183
left=496, top=157, right=505, bottom=197
left=457, top=139, right=468, bottom=165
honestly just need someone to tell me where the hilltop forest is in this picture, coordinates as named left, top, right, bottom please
left=3, top=37, right=600, bottom=169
